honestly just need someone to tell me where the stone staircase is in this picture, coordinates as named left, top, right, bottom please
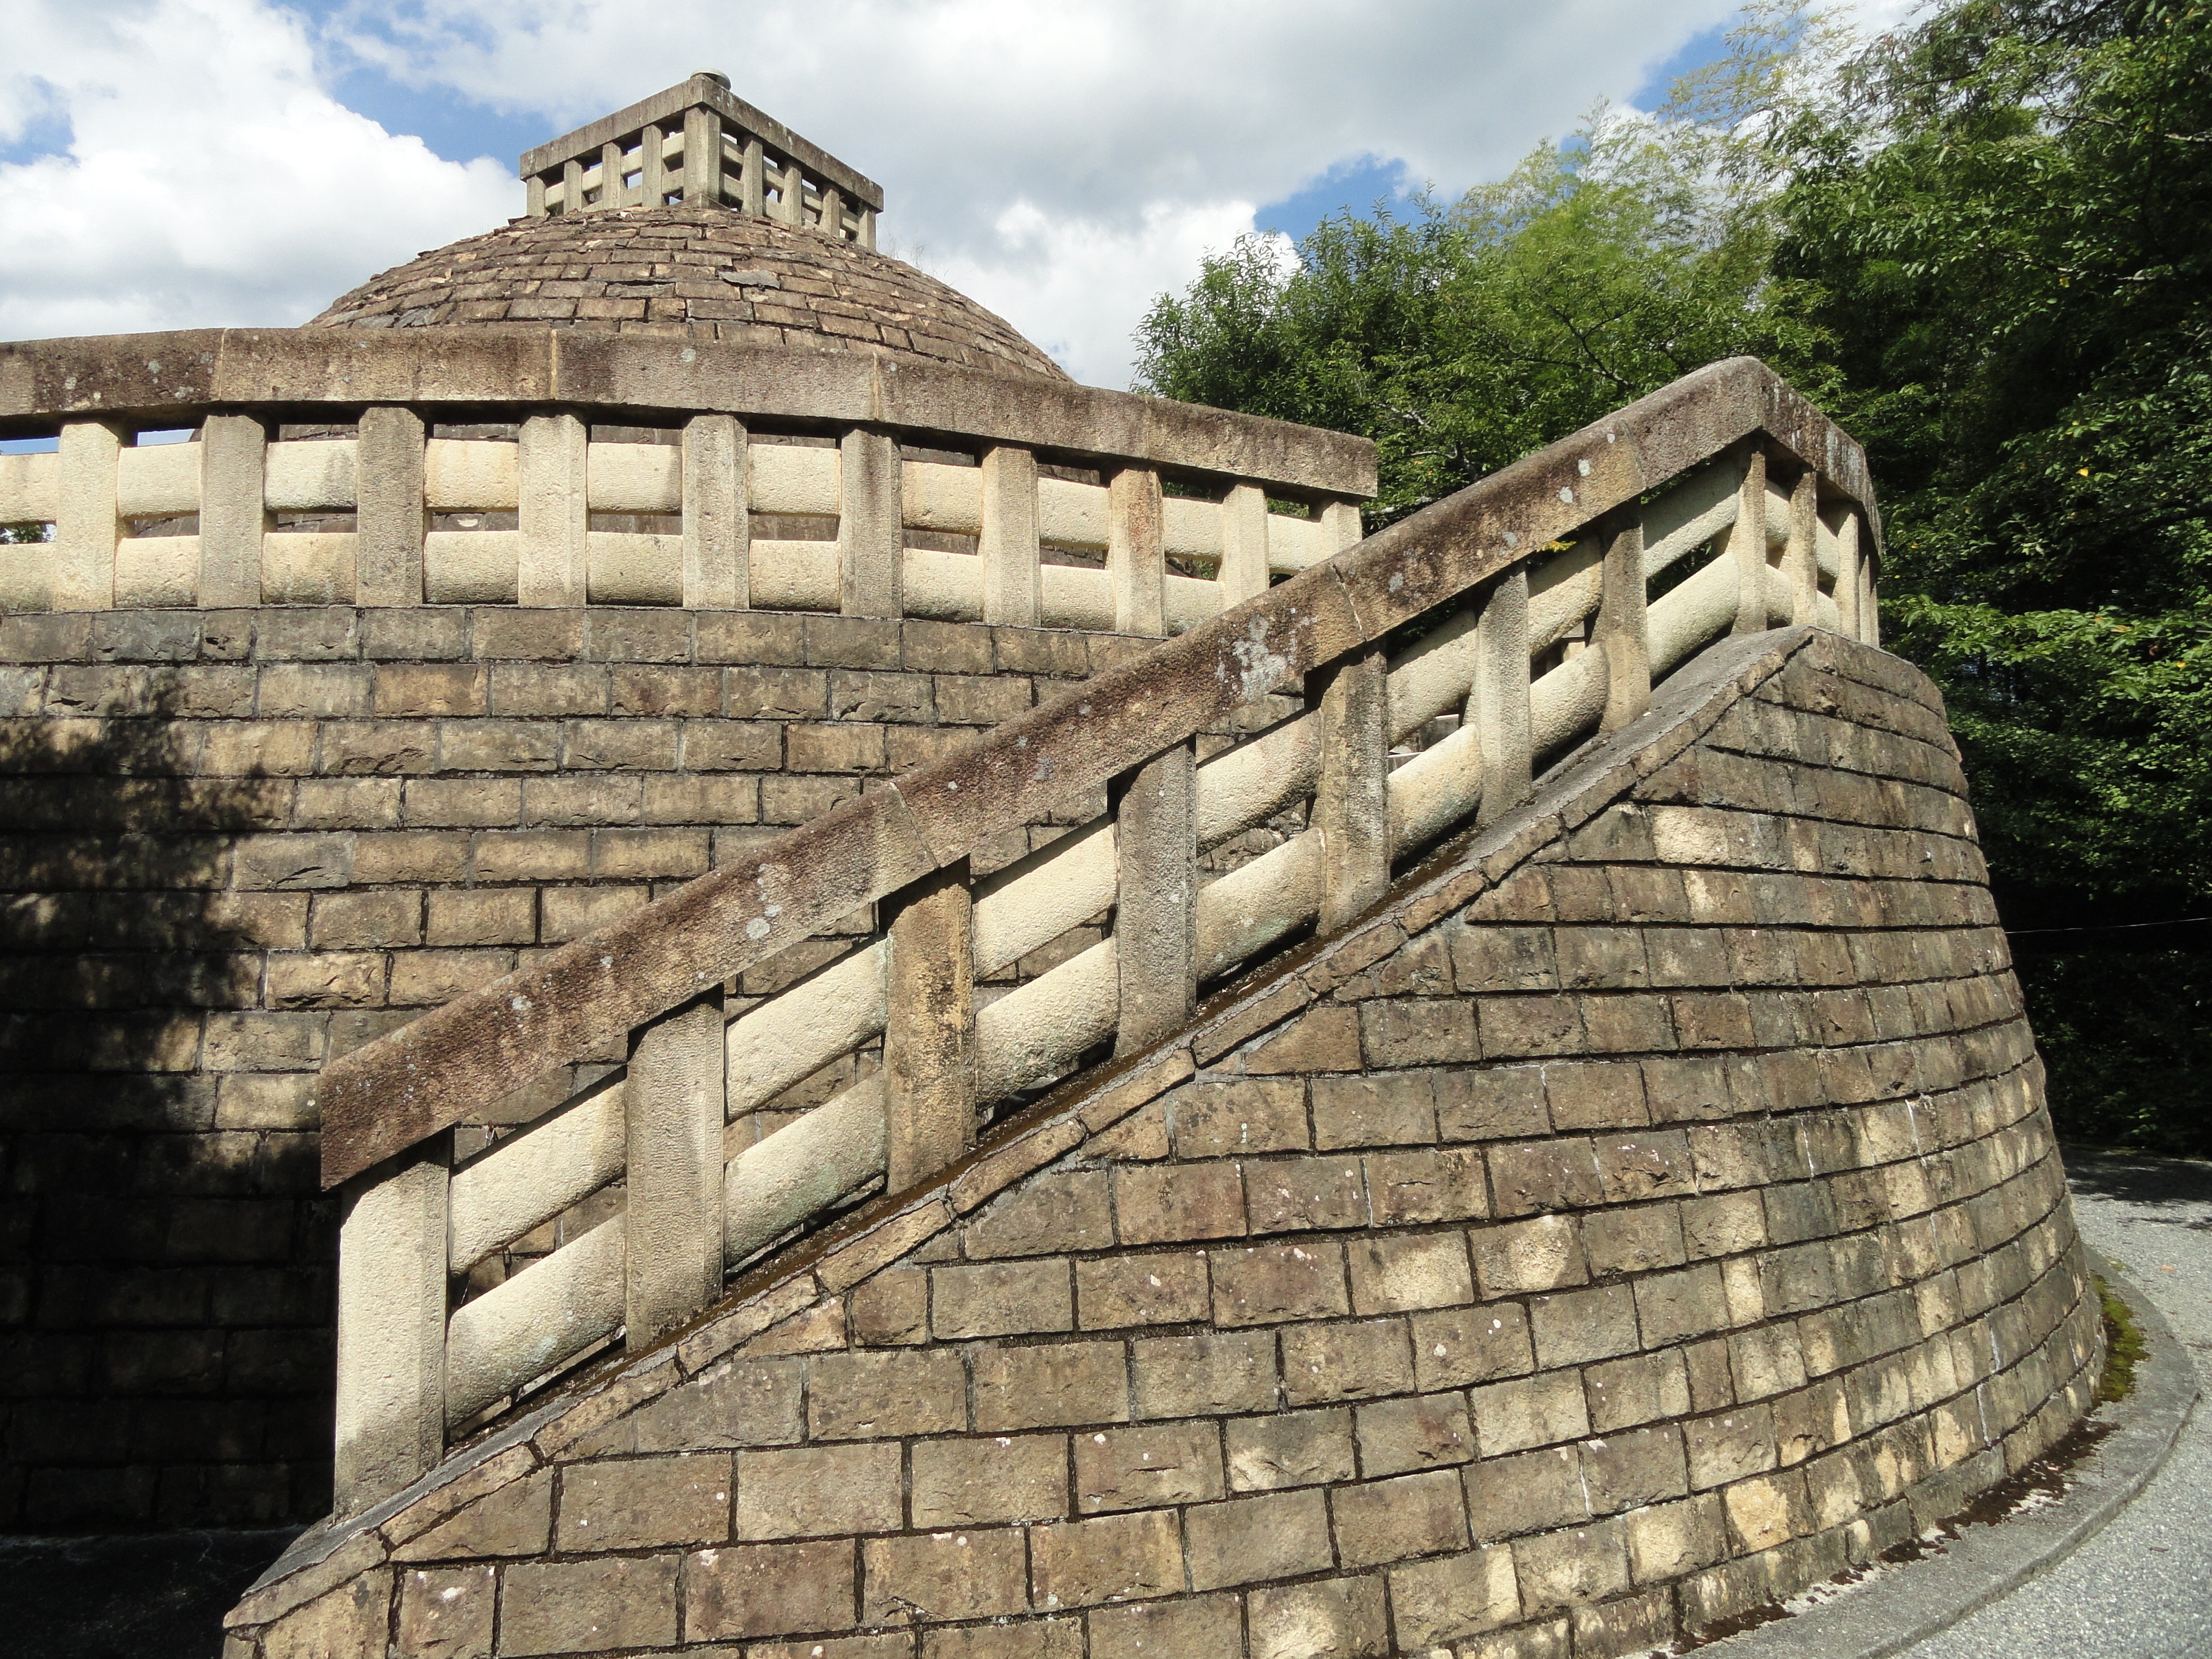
left=223, top=361, right=2099, bottom=1659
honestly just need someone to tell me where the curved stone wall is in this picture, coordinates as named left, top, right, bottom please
left=0, top=604, right=1166, bottom=1530
left=223, top=629, right=2100, bottom=1657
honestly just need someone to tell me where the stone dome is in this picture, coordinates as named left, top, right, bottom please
left=308, top=204, right=1068, bottom=382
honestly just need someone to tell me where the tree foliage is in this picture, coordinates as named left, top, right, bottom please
left=1137, top=0, right=2212, bottom=1147
left=1133, top=4, right=1835, bottom=523
left=1774, top=0, right=2212, bottom=913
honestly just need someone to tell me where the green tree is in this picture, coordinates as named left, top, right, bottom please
left=1134, top=3, right=1833, bottom=524
left=1773, top=0, right=2212, bottom=917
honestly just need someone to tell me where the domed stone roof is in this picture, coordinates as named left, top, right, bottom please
left=308, top=204, right=1068, bottom=382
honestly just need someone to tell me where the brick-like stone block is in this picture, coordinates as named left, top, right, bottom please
left=1361, top=996, right=1478, bottom=1068
left=1470, top=1371, right=1590, bottom=1457
left=1348, top=1232, right=1474, bottom=1315
left=912, top=1433, right=1069, bottom=1528
left=1529, top=1283, right=1640, bottom=1368
left=965, top=1172, right=1113, bottom=1259
left=1411, top=1303, right=1536, bottom=1391
left=1076, top=1421, right=1221, bottom=1514
left=972, top=1341, right=1129, bottom=1431
left=1113, top=1163, right=1245, bottom=1245
left=1684, top=1403, right=1778, bottom=1489
left=1240, top=1004, right=1362, bottom=1073
left=1471, top=1215, right=1588, bottom=1298
left=1464, top=1443, right=1587, bottom=1538
left=1186, top=1486, right=1335, bottom=1589
left=1088, top=1593, right=1243, bottom=1659
left=1281, top=1316, right=1415, bottom=1405
left=1248, top=1575, right=1389, bottom=1659
left=1386, top=1542, right=1521, bottom=1648
left=1242, top=1155, right=1368, bottom=1235
left=1075, top=1250, right=1209, bottom=1331
left=1585, top=1349, right=1692, bottom=1433
left=1226, top=1406, right=1356, bottom=1493
left=1170, top=1077, right=1310, bottom=1158
left=1312, top=1071, right=1438, bottom=1150
left=1624, top=1492, right=1728, bottom=1585
left=931, top=1259, right=1074, bottom=1339
left=684, top=1539, right=855, bottom=1642
left=1211, top=1242, right=1352, bottom=1326
left=862, top=1528, right=1030, bottom=1624
left=1331, top=1467, right=1470, bottom=1568
left=396, top=1564, right=494, bottom=1659
left=1435, top=1066, right=1549, bottom=1141
left=1028, top=1509, right=1181, bottom=1608
left=1584, top=1425, right=1689, bottom=1514
left=1132, top=1330, right=1276, bottom=1419
left=1366, top=1147, right=1488, bottom=1225
left=1488, top=1138, right=1603, bottom=1217
left=1515, top=1516, right=1631, bottom=1615
left=502, top=1556, right=679, bottom=1655
left=806, top=1349, right=966, bottom=1440
left=1356, top=1390, right=1474, bottom=1477
left=557, top=1452, right=731, bottom=1550
left=735, top=1442, right=899, bottom=1539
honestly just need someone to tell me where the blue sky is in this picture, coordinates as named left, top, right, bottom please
left=3, top=0, right=1832, bottom=388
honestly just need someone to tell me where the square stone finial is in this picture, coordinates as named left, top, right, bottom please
left=517, top=72, right=882, bottom=248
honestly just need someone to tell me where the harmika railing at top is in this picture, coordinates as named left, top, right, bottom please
left=0, top=329, right=1371, bottom=625
left=305, top=356, right=1879, bottom=1516
left=519, top=71, right=886, bottom=246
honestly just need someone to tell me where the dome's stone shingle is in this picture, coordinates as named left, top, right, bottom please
left=308, top=204, right=1067, bottom=381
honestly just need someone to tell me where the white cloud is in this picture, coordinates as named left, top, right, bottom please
left=0, top=0, right=511, bottom=342
left=3, top=0, right=1923, bottom=385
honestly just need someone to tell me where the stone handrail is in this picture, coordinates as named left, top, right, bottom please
left=312, top=355, right=1881, bottom=1511
left=0, top=330, right=1371, bottom=621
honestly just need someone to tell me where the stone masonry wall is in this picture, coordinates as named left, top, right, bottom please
left=224, top=629, right=2100, bottom=1659
left=0, top=602, right=1223, bottom=1533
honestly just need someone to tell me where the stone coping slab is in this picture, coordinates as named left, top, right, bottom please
left=1698, top=1247, right=2200, bottom=1659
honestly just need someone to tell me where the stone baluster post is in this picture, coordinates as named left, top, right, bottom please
left=357, top=407, right=427, bottom=606
left=822, top=185, right=844, bottom=240
left=1784, top=469, right=1820, bottom=626
left=1596, top=509, right=1650, bottom=735
left=683, top=414, right=747, bottom=609
left=561, top=158, right=584, bottom=216
left=859, top=208, right=877, bottom=250
left=1218, top=483, right=1269, bottom=608
left=198, top=414, right=269, bottom=608
left=1730, top=446, right=1770, bottom=635
left=1322, top=499, right=1364, bottom=556
left=642, top=124, right=668, bottom=206
left=54, top=420, right=123, bottom=611
left=600, top=140, right=624, bottom=208
left=624, top=991, right=728, bottom=1346
left=684, top=107, right=724, bottom=206
left=527, top=173, right=548, bottom=217
left=739, top=136, right=765, bottom=217
left=332, top=1144, right=450, bottom=1514
left=883, top=863, right=977, bottom=1190
left=519, top=413, right=588, bottom=606
left=1835, top=511, right=1862, bottom=641
left=1861, top=556, right=1881, bottom=648
left=779, top=158, right=805, bottom=226
left=1313, top=648, right=1391, bottom=928
left=1114, top=742, right=1198, bottom=1054
left=980, top=445, right=1040, bottom=626
left=1472, top=567, right=1532, bottom=827
left=1109, top=466, right=1165, bottom=637
left=838, top=429, right=902, bottom=618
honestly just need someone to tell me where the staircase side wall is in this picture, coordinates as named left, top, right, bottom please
left=226, top=631, right=2101, bottom=1658
left=0, top=604, right=1197, bottom=1532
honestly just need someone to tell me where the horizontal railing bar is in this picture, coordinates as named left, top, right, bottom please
left=317, top=356, right=1879, bottom=1187
left=0, top=332, right=1375, bottom=501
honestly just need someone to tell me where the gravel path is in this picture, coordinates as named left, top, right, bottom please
left=1893, top=1151, right=2212, bottom=1659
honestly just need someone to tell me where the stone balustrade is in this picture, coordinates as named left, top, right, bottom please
left=0, top=330, right=1370, bottom=624
left=310, top=356, right=1883, bottom=1512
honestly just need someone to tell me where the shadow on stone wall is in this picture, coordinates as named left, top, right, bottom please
left=1, top=678, right=336, bottom=1535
